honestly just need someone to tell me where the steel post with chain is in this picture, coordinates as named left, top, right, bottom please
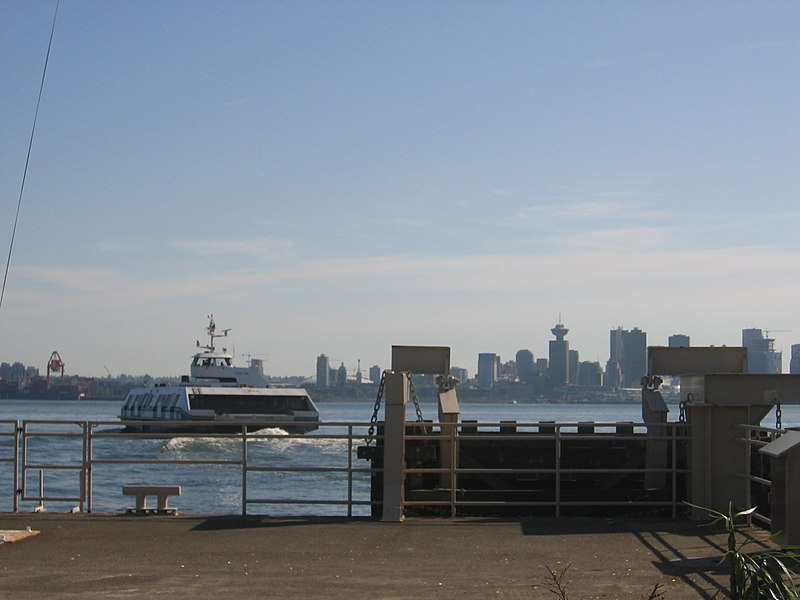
left=365, top=370, right=426, bottom=447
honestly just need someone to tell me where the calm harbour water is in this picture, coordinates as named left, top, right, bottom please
left=1, top=399, right=797, bottom=515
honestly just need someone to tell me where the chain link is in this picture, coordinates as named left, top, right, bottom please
left=364, top=370, right=426, bottom=446
left=776, top=402, right=783, bottom=430
left=407, top=373, right=425, bottom=423
left=365, top=370, right=387, bottom=446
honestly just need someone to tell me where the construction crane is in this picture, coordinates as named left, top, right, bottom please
left=46, top=351, right=65, bottom=387
left=765, top=329, right=791, bottom=339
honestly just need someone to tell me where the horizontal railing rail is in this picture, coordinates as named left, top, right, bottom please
left=13, top=419, right=381, bottom=516
left=6, top=417, right=689, bottom=518
left=401, top=420, right=690, bottom=518
left=0, top=420, right=19, bottom=512
left=734, top=423, right=784, bottom=527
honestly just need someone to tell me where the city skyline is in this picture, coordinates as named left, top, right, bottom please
left=2, top=3, right=799, bottom=378
left=2, top=322, right=791, bottom=381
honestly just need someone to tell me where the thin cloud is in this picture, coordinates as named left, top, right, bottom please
left=169, top=238, right=294, bottom=256
left=94, top=239, right=150, bottom=253
left=518, top=200, right=665, bottom=222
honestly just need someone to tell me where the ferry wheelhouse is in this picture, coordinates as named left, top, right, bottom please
left=119, top=317, right=319, bottom=433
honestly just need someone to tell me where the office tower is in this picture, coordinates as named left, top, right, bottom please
left=609, top=326, right=647, bottom=388
left=515, top=349, right=535, bottom=383
left=790, top=345, right=800, bottom=375
left=742, top=328, right=782, bottom=374
left=668, top=334, right=690, bottom=348
left=605, top=359, right=622, bottom=389
left=499, top=359, right=516, bottom=380
left=336, top=362, right=347, bottom=386
left=316, top=354, right=330, bottom=388
left=568, top=350, right=579, bottom=385
left=369, top=365, right=381, bottom=384
left=450, top=366, right=468, bottom=384
left=548, top=321, right=569, bottom=386
left=477, top=353, right=498, bottom=388
left=578, top=361, right=603, bottom=386
left=536, top=358, right=548, bottom=374
left=625, top=328, right=647, bottom=387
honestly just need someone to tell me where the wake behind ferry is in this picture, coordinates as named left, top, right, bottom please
left=119, top=316, right=319, bottom=433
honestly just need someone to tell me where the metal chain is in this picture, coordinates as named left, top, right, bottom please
left=776, top=402, right=783, bottom=430
left=364, top=370, right=426, bottom=446
left=365, top=370, right=387, bottom=446
left=407, top=373, right=425, bottom=423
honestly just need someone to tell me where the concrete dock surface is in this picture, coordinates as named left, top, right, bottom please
left=0, top=513, right=779, bottom=599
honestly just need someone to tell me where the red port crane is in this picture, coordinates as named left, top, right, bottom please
left=46, top=351, right=65, bottom=387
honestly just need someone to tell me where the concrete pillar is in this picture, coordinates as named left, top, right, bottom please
left=381, top=371, right=408, bottom=522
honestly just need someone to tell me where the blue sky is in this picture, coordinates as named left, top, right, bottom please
left=1, top=1, right=799, bottom=378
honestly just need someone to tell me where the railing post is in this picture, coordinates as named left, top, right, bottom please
left=450, top=425, right=457, bottom=517
left=241, top=425, right=248, bottom=516
left=555, top=425, right=561, bottom=518
left=84, top=422, right=91, bottom=513
left=13, top=420, right=19, bottom=513
left=20, top=421, right=28, bottom=508
left=347, top=425, right=353, bottom=518
left=381, top=370, right=408, bottom=522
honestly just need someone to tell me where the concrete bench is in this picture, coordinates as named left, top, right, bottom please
left=122, top=485, right=181, bottom=515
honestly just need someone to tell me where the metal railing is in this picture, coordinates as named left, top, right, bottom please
left=4, top=418, right=690, bottom=518
left=0, top=420, right=19, bottom=512
left=734, top=423, right=783, bottom=527
left=10, top=419, right=379, bottom=516
left=402, top=420, right=690, bottom=518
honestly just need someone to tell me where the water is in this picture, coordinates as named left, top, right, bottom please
left=1, top=399, right=798, bottom=515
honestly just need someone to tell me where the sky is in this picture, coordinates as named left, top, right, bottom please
left=1, top=1, right=799, bottom=379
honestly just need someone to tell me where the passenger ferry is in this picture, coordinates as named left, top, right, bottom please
left=119, top=316, right=320, bottom=433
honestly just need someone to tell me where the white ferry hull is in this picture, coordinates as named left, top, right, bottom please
left=120, top=384, right=320, bottom=434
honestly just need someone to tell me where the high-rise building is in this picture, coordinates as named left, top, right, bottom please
left=604, top=359, right=622, bottom=389
left=369, top=365, right=381, bottom=384
left=316, top=354, right=330, bottom=388
left=609, top=326, right=647, bottom=388
left=790, top=345, right=800, bottom=375
left=742, top=329, right=782, bottom=374
left=477, top=353, right=498, bottom=388
left=548, top=321, right=569, bottom=387
left=515, top=349, right=535, bottom=383
left=577, top=361, right=603, bottom=386
left=536, top=358, right=548, bottom=374
left=336, top=362, right=347, bottom=386
left=625, top=327, right=647, bottom=387
left=450, top=366, right=468, bottom=384
left=668, top=334, right=690, bottom=348
left=568, top=350, right=579, bottom=385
